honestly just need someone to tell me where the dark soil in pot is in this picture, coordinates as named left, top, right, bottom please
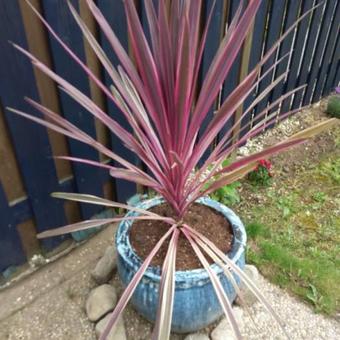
left=130, top=203, right=233, bottom=270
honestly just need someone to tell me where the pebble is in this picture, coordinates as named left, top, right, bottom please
left=235, top=265, right=259, bottom=306
left=91, top=246, right=117, bottom=284
left=95, top=313, right=126, bottom=340
left=211, top=307, right=244, bottom=340
left=86, top=284, right=117, bottom=322
left=184, top=333, right=210, bottom=340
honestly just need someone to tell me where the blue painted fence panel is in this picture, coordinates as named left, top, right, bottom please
left=291, top=0, right=324, bottom=110
left=0, top=0, right=67, bottom=251
left=312, top=0, right=340, bottom=101
left=303, top=0, right=338, bottom=105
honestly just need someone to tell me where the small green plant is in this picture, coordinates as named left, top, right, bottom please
left=210, top=181, right=241, bottom=206
left=248, top=159, right=273, bottom=186
left=312, top=191, right=327, bottom=203
left=307, top=284, right=325, bottom=312
left=326, top=87, right=340, bottom=118
left=209, top=158, right=241, bottom=206
left=276, top=194, right=297, bottom=219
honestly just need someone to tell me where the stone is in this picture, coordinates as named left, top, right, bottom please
left=243, top=265, right=259, bottom=281
left=184, top=334, right=210, bottom=340
left=86, top=284, right=117, bottom=322
left=211, top=327, right=236, bottom=340
left=95, top=313, right=126, bottom=340
left=211, top=307, right=244, bottom=340
left=235, top=264, right=259, bottom=306
left=91, top=246, right=117, bottom=284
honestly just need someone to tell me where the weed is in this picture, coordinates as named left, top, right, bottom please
left=276, top=193, right=298, bottom=218
left=307, top=284, right=325, bottom=313
left=210, top=181, right=241, bottom=206
left=312, top=191, right=327, bottom=203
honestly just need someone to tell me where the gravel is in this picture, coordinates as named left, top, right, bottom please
left=231, top=274, right=340, bottom=340
left=115, top=269, right=340, bottom=340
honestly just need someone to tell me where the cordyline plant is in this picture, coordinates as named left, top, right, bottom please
left=8, top=0, right=337, bottom=339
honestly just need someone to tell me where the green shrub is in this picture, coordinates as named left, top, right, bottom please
left=326, top=95, right=340, bottom=118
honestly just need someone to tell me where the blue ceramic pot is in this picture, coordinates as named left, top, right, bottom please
left=116, top=196, right=246, bottom=333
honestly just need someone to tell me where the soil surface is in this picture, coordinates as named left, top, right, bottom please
left=237, top=99, right=338, bottom=177
left=130, top=203, right=233, bottom=270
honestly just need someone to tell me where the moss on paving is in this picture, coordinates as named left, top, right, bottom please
left=231, top=146, right=340, bottom=316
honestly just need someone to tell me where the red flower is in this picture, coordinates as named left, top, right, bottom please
left=258, top=159, right=272, bottom=170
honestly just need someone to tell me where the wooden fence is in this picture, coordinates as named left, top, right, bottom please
left=0, top=0, right=339, bottom=274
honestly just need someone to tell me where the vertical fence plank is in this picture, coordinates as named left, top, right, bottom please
left=270, top=0, right=300, bottom=107
left=16, top=219, right=40, bottom=260
left=236, top=24, right=255, bottom=140
left=41, top=0, right=104, bottom=219
left=312, top=1, right=340, bottom=101
left=97, top=0, right=137, bottom=202
left=0, top=104, right=26, bottom=201
left=291, top=0, right=324, bottom=109
left=243, top=0, right=269, bottom=115
left=303, top=0, right=338, bottom=105
left=79, top=0, right=115, bottom=201
left=253, top=0, right=286, bottom=120
left=280, top=0, right=315, bottom=113
left=0, top=184, right=25, bottom=272
left=198, top=0, right=226, bottom=163
left=79, top=0, right=110, bottom=158
left=19, top=0, right=72, bottom=181
left=0, top=0, right=67, bottom=249
left=219, top=0, right=243, bottom=146
left=221, top=0, right=243, bottom=101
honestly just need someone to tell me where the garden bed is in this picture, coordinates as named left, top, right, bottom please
left=230, top=99, right=339, bottom=316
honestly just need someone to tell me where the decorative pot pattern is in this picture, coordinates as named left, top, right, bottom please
left=116, top=197, right=246, bottom=333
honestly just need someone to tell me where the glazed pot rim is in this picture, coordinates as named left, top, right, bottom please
left=115, top=196, right=246, bottom=284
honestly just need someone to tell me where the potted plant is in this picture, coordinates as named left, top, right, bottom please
left=9, top=1, right=336, bottom=339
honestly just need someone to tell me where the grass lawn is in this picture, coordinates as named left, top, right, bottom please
left=228, top=108, right=340, bottom=316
